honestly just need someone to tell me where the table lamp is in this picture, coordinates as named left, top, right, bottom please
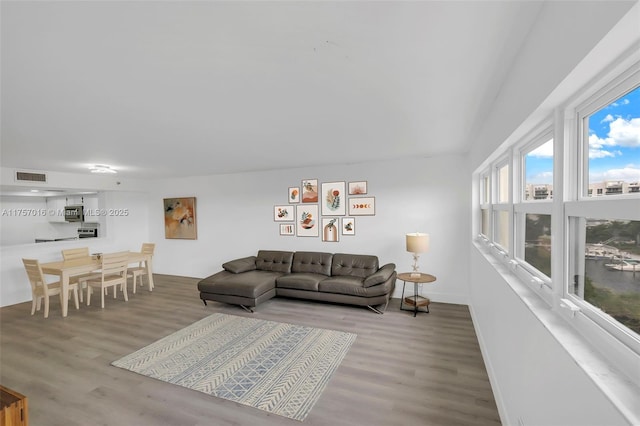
left=406, top=233, right=430, bottom=278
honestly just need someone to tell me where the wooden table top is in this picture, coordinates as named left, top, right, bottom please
left=397, top=272, right=437, bottom=283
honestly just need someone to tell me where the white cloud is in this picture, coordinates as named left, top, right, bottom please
left=600, top=114, right=614, bottom=123
left=588, top=117, right=640, bottom=157
left=527, top=139, right=553, bottom=158
left=608, top=117, right=640, bottom=147
left=588, top=148, right=615, bottom=159
left=590, top=166, right=640, bottom=183
left=610, top=99, right=629, bottom=107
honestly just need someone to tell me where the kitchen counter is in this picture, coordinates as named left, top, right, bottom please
left=34, top=236, right=78, bottom=243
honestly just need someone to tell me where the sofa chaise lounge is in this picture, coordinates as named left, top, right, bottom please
left=197, top=250, right=396, bottom=314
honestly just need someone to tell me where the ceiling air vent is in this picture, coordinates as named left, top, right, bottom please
left=15, top=170, right=48, bottom=183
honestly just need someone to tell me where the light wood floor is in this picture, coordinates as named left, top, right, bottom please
left=0, top=275, right=501, bottom=426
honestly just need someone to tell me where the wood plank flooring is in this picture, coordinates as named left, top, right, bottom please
left=0, top=275, right=501, bottom=426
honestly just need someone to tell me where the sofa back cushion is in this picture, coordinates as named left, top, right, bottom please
left=256, top=250, right=294, bottom=273
left=291, top=251, right=333, bottom=275
left=331, top=253, right=379, bottom=278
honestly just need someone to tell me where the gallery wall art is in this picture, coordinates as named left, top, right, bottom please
left=296, top=205, right=319, bottom=237
left=321, top=182, right=346, bottom=216
left=349, top=197, right=375, bottom=216
left=302, top=179, right=318, bottom=203
left=164, top=197, right=197, bottom=239
left=274, top=205, right=293, bottom=222
left=275, top=179, right=374, bottom=240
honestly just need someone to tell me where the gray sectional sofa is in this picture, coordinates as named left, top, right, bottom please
left=197, top=250, right=396, bottom=314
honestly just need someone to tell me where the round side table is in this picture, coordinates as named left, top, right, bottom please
left=398, top=272, right=437, bottom=317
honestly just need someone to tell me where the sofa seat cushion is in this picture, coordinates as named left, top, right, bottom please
left=318, top=276, right=369, bottom=297
left=276, top=273, right=328, bottom=291
left=318, top=275, right=393, bottom=298
left=198, top=270, right=282, bottom=298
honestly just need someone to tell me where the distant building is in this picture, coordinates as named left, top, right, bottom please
left=588, top=180, right=639, bottom=197
left=525, top=181, right=639, bottom=200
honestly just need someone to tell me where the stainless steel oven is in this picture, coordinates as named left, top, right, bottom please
left=64, top=205, right=84, bottom=222
left=77, top=227, right=98, bottom=238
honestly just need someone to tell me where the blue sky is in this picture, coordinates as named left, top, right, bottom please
left=526, top=85, right=640, bottom=186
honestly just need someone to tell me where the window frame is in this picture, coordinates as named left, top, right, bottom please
left=514, top=126, right=555, bottom=283
left=564, top=66, right=640, bottom=355
left=492, top=156, right=511, bottom=254
left=575, top=65, right=640, bottom=201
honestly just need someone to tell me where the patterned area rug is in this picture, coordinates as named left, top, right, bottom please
left=112, top=313, right=356, bottom=421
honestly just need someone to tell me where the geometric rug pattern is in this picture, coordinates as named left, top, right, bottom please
left=112, top=313, right=357, bottom=421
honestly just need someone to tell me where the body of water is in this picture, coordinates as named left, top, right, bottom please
left=585, top=259, right=640, bottom=294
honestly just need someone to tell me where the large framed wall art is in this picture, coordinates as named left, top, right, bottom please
left=164, top=197, right=197, bottom=239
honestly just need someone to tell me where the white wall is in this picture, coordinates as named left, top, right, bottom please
left=148, top=155, right=470, bottom=303
left=470, top=248, right=628, bottom=426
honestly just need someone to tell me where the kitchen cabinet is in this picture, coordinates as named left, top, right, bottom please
left=82, top=196, right=98, bottom=220
left=46, top=197, right=66, bottom=222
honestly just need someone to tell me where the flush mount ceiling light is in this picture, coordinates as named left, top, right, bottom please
left=89, top=164, right=117, bottom=174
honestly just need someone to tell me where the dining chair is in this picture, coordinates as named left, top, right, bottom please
left=127, top=243, right=155, bottom=294
left=86, top=251, right=129, bottom=308
left=61, top=247, right=100, bottom=302
left=22, top=258, right=80, bottom=318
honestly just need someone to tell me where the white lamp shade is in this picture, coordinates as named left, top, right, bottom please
left=406, top=233, right=430, bottom=253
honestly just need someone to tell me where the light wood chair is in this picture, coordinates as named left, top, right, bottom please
left=61, top=247, right=100, bottom=302
left=127, top=243, right=155, bottom=294
left=23, top=258, right=80, bottom=318
left=86, top=252, right=130, bottom=308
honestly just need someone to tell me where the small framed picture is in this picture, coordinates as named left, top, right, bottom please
left=274, top=205, right=294, bottom=222
left=322, top=218, right=340, bottom=242
left=301, top=179, right=318, bottom=203
left=320, top=181, right=346, bottom=216
left=342, top=217, right=355, bottom=235
left=348, top=181, right=368, bottom=195
left=296, top=204, right=319, bottom=237
left=349, top=197, right=375, bottom=216
left=288, top=187, right=300, bottom=203
left=279, top=223, right=295, bottom=236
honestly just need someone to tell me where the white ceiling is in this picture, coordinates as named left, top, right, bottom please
left=0, top=1, right=624, bottom=181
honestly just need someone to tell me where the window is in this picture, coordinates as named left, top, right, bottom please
left=493, top=160, right=511, bottom=252
left=479, top=172, right=491, bottom=238
left=568, top=215, right=640, bottom=349
left=567, top=72, right=640, bottom=351
left=474, top=61, right=640, bottom=374
left=524, top=213, right=552, bottom=277
left=581, top=84, right=640, bottom=198
left=514, top=131, right=554, bottom=281
left=524, top=138, right=554, bottom=201
left=497, top=163, right=509, bottom=203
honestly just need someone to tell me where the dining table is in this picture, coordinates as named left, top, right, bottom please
left=40, top=251, right=154, bottom=317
